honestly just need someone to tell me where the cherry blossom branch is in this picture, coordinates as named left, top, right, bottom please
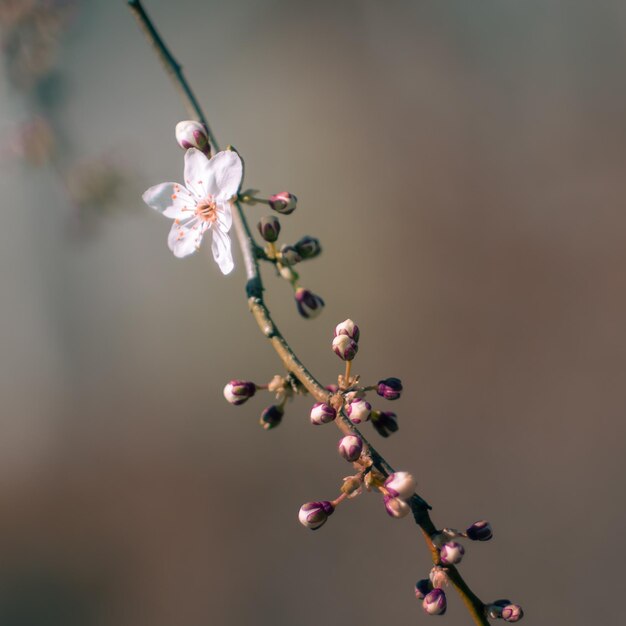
left=127, top=2, right=500, bottom=624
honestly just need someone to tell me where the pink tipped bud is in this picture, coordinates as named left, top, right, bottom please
left=338, top=434, right=363, bottom=462
left=384, top=471, right=416, bottom=500
left=223, top=380, right=257, bottom=405
left=175, top=120, right=210, bottom=154
left=295, top=288, right=325, bottom=319
left=423, top=589, right=447, bottom=615
left=269, top=191, right=297, bottom=215
left=383, top=495, right=411, bottom=518
left=377, top=377, right=403, bottom=400
left=310, top=402, right=336, bottom=425
left=279, top=244, right=302, bottom=265
left=440, top=541, right=465, bottom=565
left=332, top=334, right=358, bottom=361
left=371, top=410, right=399, bottom=437
left=298, top=500, right=334, bottom=530
left=466, top=520, right=493, bottom=541
left=260, top=404, right=284, bottom=430
left=257, top=215, right=281, bottom=242
left=294, top=235, right=322, bottom=259
left=334, top=319, right=360, bottom=343
left=502, top=604, right=524, bottom=622
left=345, top=398, right=371, bottom=424
left=415, top=579, right=433, bottom=600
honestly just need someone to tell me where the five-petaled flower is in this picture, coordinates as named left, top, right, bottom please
left=142, top=148, right=243, bottom=274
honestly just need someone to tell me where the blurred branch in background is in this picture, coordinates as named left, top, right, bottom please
left=0, top=0, right=132, bottom=234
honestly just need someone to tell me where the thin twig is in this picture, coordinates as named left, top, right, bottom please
left=128, top=2, right=489, bottom=623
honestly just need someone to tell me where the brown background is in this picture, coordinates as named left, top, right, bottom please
left=1, top=0, right=626, bottom=624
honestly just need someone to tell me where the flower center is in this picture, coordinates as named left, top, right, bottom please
left=196, top=197, right=218, bottom=222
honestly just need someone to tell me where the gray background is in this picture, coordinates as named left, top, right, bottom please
left=1, top=1, right=625, bottom=624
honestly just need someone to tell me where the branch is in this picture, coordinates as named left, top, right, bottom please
left=128, top=2, right=489, bottom=623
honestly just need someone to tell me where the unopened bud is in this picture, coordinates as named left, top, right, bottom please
left=334, top=319, right=360, bottom=342
left=383, top=495, right=411, bottom=518
left=332, top=334, right=358, bottom=361
left=377, top=377, right=403, bottom=401
left=486, top=600, right=511, bottom=620
left=310, top=402, right=336, bottom=425
left=384, top=471, right=416, bottom=499
left=338, top=434, right=363, bottom=462
left=345, top=398, right=371, bottom=424
left=279, top=244, right=302, bottom=266
left=257, top=215, right=281, bottom=242
left=371, top=410, right=399, bottom=437
left=294, top=235, right=322, bottom=259
left=502, top=605, right=524, bottom=622
left=269, top=191, right=297, bottom=215
left=415, top=579, right=433, bottom=600
left=440, top=541, right=465, bottom=565
left=466, top=520, right=493, bottom=541
left=175, top=120, right=210, bottom=154
left=423, top=589, right=447, bottom=615
left=223, top=380, right=257, bottom=405
left=295, top=288, right=324, bottom=319
left=298, top=500, right=334, bottom=530
left=260, top=404, right=284, bottom=430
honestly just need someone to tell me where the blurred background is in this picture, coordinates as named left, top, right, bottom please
left=1, top=0, right=625, bottom=624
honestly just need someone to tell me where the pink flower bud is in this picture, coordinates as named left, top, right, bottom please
left=260, top=404, right=284, bottom=430
left=440, top=541, right=465, bottom=565
left=384, top=471, right=416, bottom=499
left=310, top=402, right=336, bottom=425
left=345, top=398, right=371, bottom=424
left=338, top=434, right=363, bottom=462
left=279, top=244, right=302, bottom=265
left=175, top=120, right=210, bottom=154
left=383, top=495, right=411, bottom=518
left=423, top=588, right=447, bottom=615
left=298, top=501, right=334, bottom=530
left=371, top=411, right=399, bottom=437
left=257, top=215, right=281, bottom=242
left=294, top=235, right=321, bottom=259
left=223, top=380, right=257, bottom=405
left=415, top=579, right=433, bottom=600
left=295, top=288, right=325, bottom=319
left=466, top=520, right=493, bottom=541
left=502, top=604, right=524, bottom=622
left=334, top=319, right=360, bottom=343
left=269, top=191, right=297, bottom=215
left=377, top=377, right=403, bottom=400
left=332, top=334, right=358, bottom=361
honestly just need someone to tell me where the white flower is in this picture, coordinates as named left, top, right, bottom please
left=142, top=148, right=243, bottom=274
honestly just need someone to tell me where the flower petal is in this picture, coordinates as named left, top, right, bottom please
left=216, top=200, right=233, bottom=233
left=211, top=227, right=234, bottom=275
left=212, top=150, right=243, bottom=201
left=167, top=219, right=207, bottom=258
left=183, top=148, right=214, bottom=198
left=142, top=182, right=196, bottom=219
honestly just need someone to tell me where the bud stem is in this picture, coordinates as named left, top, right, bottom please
left=343, top=361, right=352, bottom=390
